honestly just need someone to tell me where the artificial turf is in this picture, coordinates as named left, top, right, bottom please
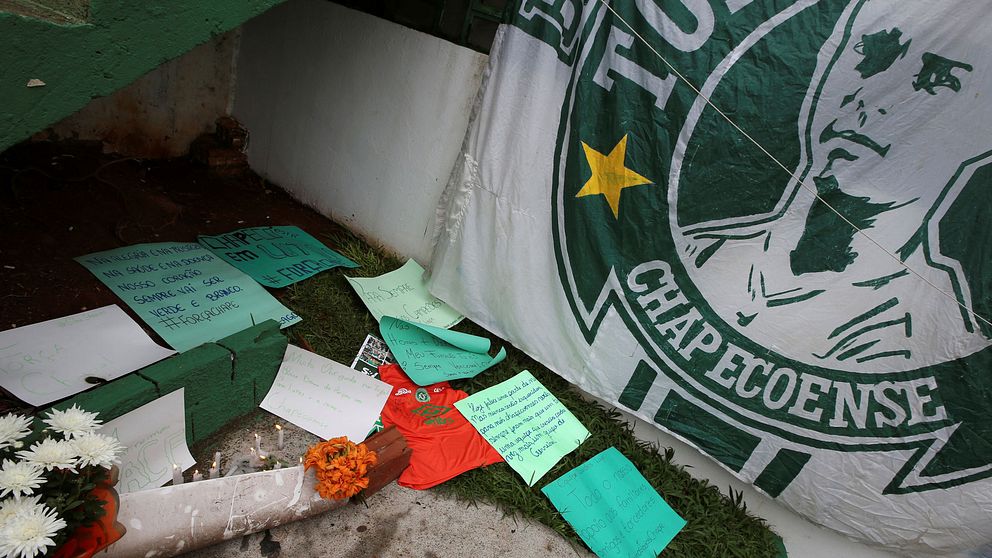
left=279, top=231, right=782, bottom=558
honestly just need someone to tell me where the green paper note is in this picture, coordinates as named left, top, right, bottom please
left=76, top=242, right=301, bottom=352
left=542, top=447, right=686, bottom=558
left=346, top=259, right=463, bottom=328
left=454, top=370, right=588, bottom=485
left=198, top=225, right=358, bottom=288
left=380, top=316, right=506, bottom=385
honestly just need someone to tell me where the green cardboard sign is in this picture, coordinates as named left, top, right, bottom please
left=379, top=316, right=506, bottom=385
left=76, top=242, right=301, bottom=352
left=542, top=447, right=686, bottom=558
left=198, top=226, right=357, bottom=288
left=455, top=370, right=588, bottom=485
left=346, top=259, right=463, bottom=328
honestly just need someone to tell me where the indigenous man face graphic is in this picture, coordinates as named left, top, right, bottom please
left=677, top=0, right=992, bottom=372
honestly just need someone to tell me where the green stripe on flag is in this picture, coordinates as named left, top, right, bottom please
left=654, top=392, right=761, bottom=472
left=618, top=360, right=657, bottom=411
left=754, top=449, right=813, bottom=498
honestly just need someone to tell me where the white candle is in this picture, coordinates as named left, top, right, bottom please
left=254, top=432, right=261, bottom=453
left=275, top=424, right=284, bottom=450
left=208, top=461, right=218, bottom=479
left=192, top=469, right=203, bottom=482
left=213, top=451, right=221, bottom=468
left=172, top=464, right=183, bottom=485
left=274, top=461, right=283, bottom=470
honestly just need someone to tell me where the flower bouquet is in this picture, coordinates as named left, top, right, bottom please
left=0, top=406, right=125, bottom=558
left=303, top=437, right=377, bottom=500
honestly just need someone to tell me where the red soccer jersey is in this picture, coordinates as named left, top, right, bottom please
left=378, top=363, right=504, bottom=490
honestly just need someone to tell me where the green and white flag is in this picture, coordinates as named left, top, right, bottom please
left=429, top=1, right=992, bottom=556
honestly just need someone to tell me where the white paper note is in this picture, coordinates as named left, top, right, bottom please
left=261, top=345, right=392, bottom=442
left=99, top=388, right=196, bottom=494
left=0, top=305, right=175, bottom=406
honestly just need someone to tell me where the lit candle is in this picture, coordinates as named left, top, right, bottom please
left=274, top=461, right=283, bottom=470
left=208, top=461, right=218, bottom=479
left=275, top=424, right=284, bottom=450
left=299, top=456, right=303, bottom=467
left=213, top=451, right=221, bottom=468
left=192, top=469, right=203, bottom=482
left=254, top=432, right=261, bottom=454
left=172, top=464, right=183, bottom=485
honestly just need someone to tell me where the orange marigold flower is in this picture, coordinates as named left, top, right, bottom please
left=303, top=436, right=377, bottom=500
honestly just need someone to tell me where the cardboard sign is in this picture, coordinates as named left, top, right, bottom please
left=346, top=259, right=462, bottom=328
left=76, top=242, right=301, bottom=351
left=0, top=305, right=174, bottom=405
left=455, top=370, right=588, bottom=485
left=100, top=389, right=196, bottom=493
left=380, top=316, right=505, bottom=385
left=198, top=226, right=358, bottom=288
left=261, top=345, right=392, bottom=442
left=542, top=447, right=686, bottom=558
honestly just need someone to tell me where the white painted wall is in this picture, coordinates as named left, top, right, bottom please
left=234, top=3, right=900, bottom=556
left=234, top=0, right=487, bottom=263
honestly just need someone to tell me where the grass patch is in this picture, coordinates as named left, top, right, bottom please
left=279, top=232, right=782, bottom=558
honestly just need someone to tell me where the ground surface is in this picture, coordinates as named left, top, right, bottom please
left=187, top=482, right=589, bottom=558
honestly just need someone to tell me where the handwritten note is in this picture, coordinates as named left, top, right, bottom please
left=198, top=225, right=358, bottom=288
left=99, top=389, right=196, bottom=494
left=454, top=370, right=588, bottom=485
left=260, top=345, right=392, bottom=441
left=0, top=306, right=175, bottom=406
left=542, top=447, right=686, bottom=558
left=346, top=259, right=462, bottom=328
left=76, top=242, right=301, bottom=352
left=380, top=316, right=505, bottom=385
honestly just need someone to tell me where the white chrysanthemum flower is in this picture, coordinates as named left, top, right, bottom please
left=42, top=405, right=101, bottom=439
left=0, top=460, right=44, bottom=500
left=16, top=439, right=77, bottom=472
left=0, top=495, right=41, bottom=523
left=0, top=415, right=33, bottom=451
left=0, top=502, right=66, bottom=558
left=70, top=432, right=123, bottom=469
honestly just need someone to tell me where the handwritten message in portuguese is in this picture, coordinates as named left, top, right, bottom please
left=198, top=225, right=357, bottom=288
left=542, top=447, right=686, bottom=558
left=455, top=370, right=588, bottom=485
left=76, top=242, right=301, bottom=352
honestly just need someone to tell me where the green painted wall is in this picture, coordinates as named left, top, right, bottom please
left=45, top=320, right=288, bottom=445
left=0, top=0, right=287, bottom=153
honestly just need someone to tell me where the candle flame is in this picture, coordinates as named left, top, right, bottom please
left=212, top=461, right=217, bottom=468
left=173, top=463, right=178, bottom=470
left=275, top=424, right=282, bottom=431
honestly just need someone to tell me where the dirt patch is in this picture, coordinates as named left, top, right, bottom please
left=0, top=139, right=354, bottom=411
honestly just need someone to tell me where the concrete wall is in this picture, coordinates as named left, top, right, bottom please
left=49, top=30, right=239, bottom=158
left=0, top=0, right=287, bottom=153
left=234, top=0, right=488, bottom=263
